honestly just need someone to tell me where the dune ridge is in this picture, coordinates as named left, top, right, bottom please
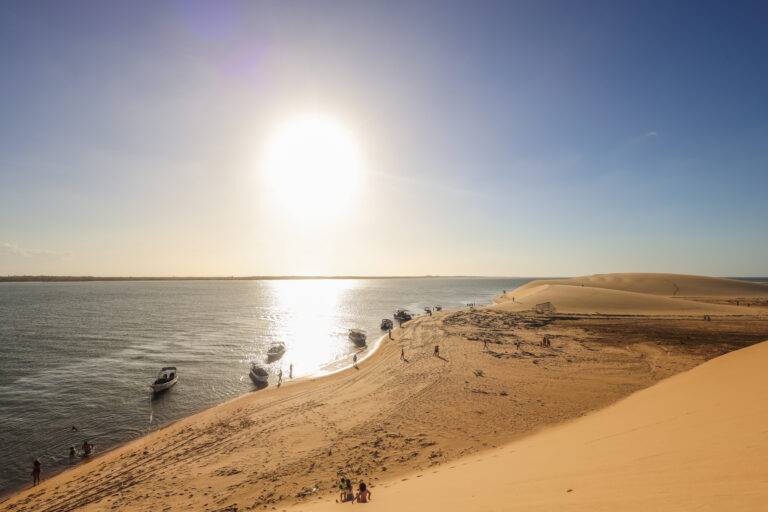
left=496, top=273, right=768, bottom=315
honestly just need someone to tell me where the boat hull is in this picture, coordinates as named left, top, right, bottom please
left=266, top=347, right=286, bottom=361
left=249, top=370, right=269, bottom=385
left=151, top=376, right=178, bottom=393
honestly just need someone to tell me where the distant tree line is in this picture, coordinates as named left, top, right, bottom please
left=0, top=275, right=453, bottom=283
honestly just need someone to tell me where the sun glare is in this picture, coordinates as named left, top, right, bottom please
left=261, top=114, right=363, bottom=219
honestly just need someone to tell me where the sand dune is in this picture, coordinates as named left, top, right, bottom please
left=507, top=273, right=768, bottom=298
left=496, top=283, right=758, bottom=315
left=496, top=273, right=768, bottom=315
left=293, top=340, right=768, bottom=512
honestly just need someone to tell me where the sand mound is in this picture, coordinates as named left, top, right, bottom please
left=495, top=273, right=768, bottom=315
left=495, top=283, right=756, bottom=315
left=295, top=340, right=768, bottom=512
left=508, top=273, right=768, bottom=298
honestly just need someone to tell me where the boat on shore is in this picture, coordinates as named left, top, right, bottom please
left=150, top=367, right=178, bottom=393
left=249, top=364, right=269, bottom=385
left=348, top=329, right=367, bottom=346
left=394, top=309, right=412, bottom=323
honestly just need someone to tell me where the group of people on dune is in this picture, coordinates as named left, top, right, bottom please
left=338, top=478, right=372, bottom=504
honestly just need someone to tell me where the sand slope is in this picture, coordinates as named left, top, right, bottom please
left=495, top=283, right=756, bottom=315
left=508, top=273, right=768, bottom=298
left=293, top=340, right=768, bottom=512
left=496, top=273, right=768, bottom=315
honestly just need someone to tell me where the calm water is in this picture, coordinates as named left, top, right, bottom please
left=0, top=277, right=530, bottom=494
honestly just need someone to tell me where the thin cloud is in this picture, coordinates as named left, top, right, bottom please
left=645, top=131, right=659, bottom=138
left=0, top=242, right=71, bottom=260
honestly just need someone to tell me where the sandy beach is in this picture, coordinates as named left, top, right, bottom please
left=3, top=274, right=767, bottom=512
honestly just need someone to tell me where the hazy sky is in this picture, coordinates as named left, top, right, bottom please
left=1, top=0, right=767, bottom=277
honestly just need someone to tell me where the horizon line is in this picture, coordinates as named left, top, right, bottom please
left=0, top=274, right=542, bottom=283
left=1, top=274, right=766, bottom=283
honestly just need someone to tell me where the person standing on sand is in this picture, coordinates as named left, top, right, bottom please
left=353, top=353, right=358, bottom=368
left=32, top=458, right=41, bottom=486
left=483, top=339, right=488, bottom=350
left=388, top=328, right=393, bottom=340
left=400, top=347, right=405, bottom=361
left=434, top=344, right=440, bottom=357
left=277, top=368, right=283, bottom=388
left=289, top=363, right=293, bottom=379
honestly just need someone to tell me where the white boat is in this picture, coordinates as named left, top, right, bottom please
left=349, top=329, right=367, bottom=346
left=266, top=342, right=286, bottom=360
left=249, top=364, right=269, bottom=385
left=151, top=366, right=178, bottom=393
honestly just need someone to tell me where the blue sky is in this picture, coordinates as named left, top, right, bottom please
left=1, top=0, right=766, bottom=276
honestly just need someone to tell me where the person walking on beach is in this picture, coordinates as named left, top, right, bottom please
left=353, top=353, right=358, bottom=369
left=388, top=328, right=393, bottom=340
left=483, top=339, right=488, bottom=350
left=433, top=344, right=440, bottom=357
left=277, top=368, right=283, bottom=388
left=31, top=458, right=41, bottom=486
left=400, top=347, right=406, bottom=361
left=289, top=363, right=293, bottom=379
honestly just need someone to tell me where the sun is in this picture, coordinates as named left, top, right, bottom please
left=260, top=113, right=363, bottom=220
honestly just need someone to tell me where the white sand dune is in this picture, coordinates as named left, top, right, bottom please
left=510, top=273, right=768, bottom=298
left=496, top=273, right=768, bottom=315
left=294, top=340, right=768, bottom=512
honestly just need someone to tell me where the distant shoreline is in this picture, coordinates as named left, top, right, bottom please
left=0, top=275, right=764, bottom=283
left=0, top=275, right=524, bottom=283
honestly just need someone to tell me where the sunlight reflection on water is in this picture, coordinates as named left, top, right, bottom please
left=0, top=277, right=530, bottom=493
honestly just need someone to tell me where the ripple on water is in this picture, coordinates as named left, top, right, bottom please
left=0, top=277, right=530, bottom=494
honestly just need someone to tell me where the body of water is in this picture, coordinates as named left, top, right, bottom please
left=0, top=277, right=530, bottom=494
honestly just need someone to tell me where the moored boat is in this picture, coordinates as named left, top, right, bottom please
left=348, top=328, right=367, bottom=346
left=267, top=342, right=286, bottom=360
left=394, top=309, right=412, bottom=323
left=249, top=364, right=269, bottom=385
left=151, top=366, right=178, bottom=393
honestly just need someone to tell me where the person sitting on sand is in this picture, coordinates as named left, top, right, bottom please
left=31, top=458, right=41, bottom=486
left=354, top=481, right=371, bottom=503
left=344, top=479, right=354, bottom=502
left=338, top=478, right=350, bottom=502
